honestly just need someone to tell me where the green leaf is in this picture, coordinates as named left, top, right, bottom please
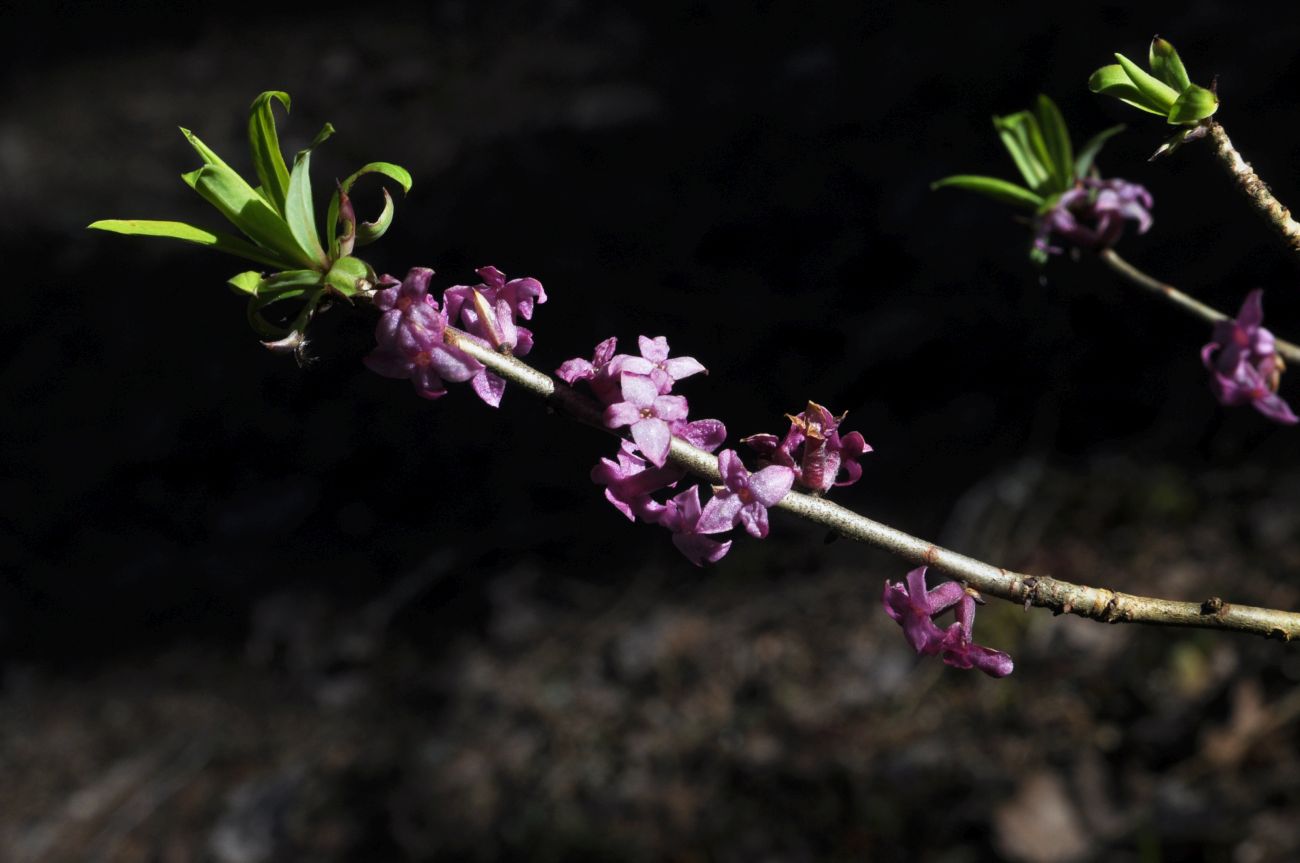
left=1073, top=124, right=1126, bottom=179
left=183, top=162, right=320, bottom=269
left=994, top=112, right=1051, bottom=192
left=1167, top=84, right=1219, bottom=124
left=228, top=271, right=264, bottom=295
left=248, top=91, right=292, bottom=216
left=179, top=128, right=237, bottom=172
left=284, top=141, right=330, bottom=270
left=1035, top=95, right=1075, bottom=191
left=87, top=219, right=291, bottom=269
left=355, top=188, right=395, bottom=246
left=1149, top=37, right=1191, bottom=91
left=1088, top=65, right=1169, bottom=116
left=931, top=175, right=1045, bottom=210
left=327, top=161, right=413, bottom=257
left=1114, top=53, right=1179, bottom=113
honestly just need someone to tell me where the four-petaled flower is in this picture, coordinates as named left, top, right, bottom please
left=696, top=449, right=795, bottom=539
left=364, top=268, right=480, bottom=399
left=882, top=566, right=1013, bottom=677
left=620, top=336, right=707, bottom=394
left=604, top=372, right=691, bottom=467
left=1201, top=289, right=1297, bottom=425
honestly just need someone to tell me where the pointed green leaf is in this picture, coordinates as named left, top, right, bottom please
left=183, top=162, right=319, bottom=269
left=1149, top=37, right=1191, bottom=91
left=1088, top=64, right=1169, bottom=116
left=228, top=271, right=264, bottom=295
left=1035, top=95, right=1074, bottom=190
left=248, top=91, right=292, bottom=215
left=1168, top=83, right=1219, bottom=124
left=326, top=162, right=413, bottom=257
left=87, top=219, right=291, bottom=269
left=994, top=112, right=1052, bottom=192
left=931, top=175, right=1045, bottom=210
left=179, top=128, right=236, bottom=172
left=1114, top=53, right=1179, bottom=113
left=1073, top=124, right=1125, bottom=179
left=285, top=144, right=329, bottom=269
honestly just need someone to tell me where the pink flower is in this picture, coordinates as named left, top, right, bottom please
left=1201, top=289, right=1297, bottom=425
left=882, top=566, right=1013, bottom=678
left=696, top=450, right=795, bottom=539
left=604, top=372, right=691, bottom=467
left=364, top=268, right=480, bottom=400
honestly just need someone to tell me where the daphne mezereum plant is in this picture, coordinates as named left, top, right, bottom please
left=91, top=79, right=1300, bottom=682
left=933, top=89, right=1298, bottom=425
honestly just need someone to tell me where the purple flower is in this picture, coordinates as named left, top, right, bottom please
left=364, top=268, right=480, bottom=400
left=1202, top=290, right=1297, bottom=425
left=620, top=336, right=707, bottom=394
left=591, top=439, right=683, bottom=522
left=696, top=450, right=795, bottom=539
left=604, top=372, right=691, bottom=467
left=743, top=401, right=871, bottom=493
left=1034, top=177, right=1153, bottom=257
left=442, top=265, right=546, bottom=356
left=882, top=566, right=1013, bottom=678
left=558, top=337, right=629, bottom=406
left=657, top=485, right=732, bottom=566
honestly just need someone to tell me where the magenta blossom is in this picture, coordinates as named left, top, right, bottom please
left=591, top=439, right=683, bottom=522
left=558, top=336, right=628, bottom=405
left=1033, top=177, right=1153, bottom=257
left=1201, top=289, right=1297, bottom=425
left=364, top=268, right=480, bottom=400
left=620, top=336, right=707, bottom=394
left=696, top=449, right=795, bottom=539
left=604, top=372, right=691, bottom=467
left=442, top=265, right=546, bottom=355
left=658, top=485, right=732, bottom=566
left=743, top=401, right=871, bottom=493
left=882, top=566, right=1013, bottom=678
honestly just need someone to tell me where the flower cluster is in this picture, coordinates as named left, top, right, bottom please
left=1033, top=177, right=1154, bottom=258
left=365, top=266, right=545, bottom=406
left=882, top=566, right=1014, bottom=677
left=562, top=336, right=805, bottom=565
left=1202, top=289, right=1297, bottom=424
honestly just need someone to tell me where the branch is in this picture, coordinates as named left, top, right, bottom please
left=1097, top=248, right=1300, bottom=366
left=1206, top=121, right=1300, bottom=257
left=444, top=326, right=1300, bottom=643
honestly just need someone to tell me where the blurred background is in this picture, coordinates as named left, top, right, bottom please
left=4, top=0, right=1300, bottom=860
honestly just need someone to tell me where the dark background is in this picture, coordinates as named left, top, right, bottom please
left=4, top=1, right=1300, bottom=860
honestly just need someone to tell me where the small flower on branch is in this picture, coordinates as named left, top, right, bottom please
left=658, top=485, right=732, bottom=566
left=1201, top=289, right=1297, bottom=424
left=882, top=566, right=1013, bottom=677
left=696, top=449, right=795, bottom=539
left=604, top=372, right=691, bottom=467
left=1032, top=177, right=1153, bottom=258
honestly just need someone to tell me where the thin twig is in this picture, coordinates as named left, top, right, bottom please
left=1098, top=248, right=1300, bottom=366
left=1206, top=121, right=1300, bottom=257
left=444, top=326, right=1300, bottom=643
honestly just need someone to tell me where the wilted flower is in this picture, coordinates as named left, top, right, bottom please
left=1201, top=289, right=1297, bottom=424
left=743, top=401, right=871, bottom=493
left=882, top=566, right=1013, bottom=678
left=696, top=449, right=795, bottom=539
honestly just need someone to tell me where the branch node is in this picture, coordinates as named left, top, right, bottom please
left=1201, top=596, right=1227, bottom=617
